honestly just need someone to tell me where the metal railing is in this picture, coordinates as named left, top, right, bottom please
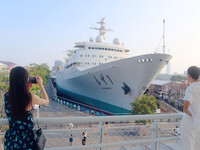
left=0, top=113, right=183, bottom=150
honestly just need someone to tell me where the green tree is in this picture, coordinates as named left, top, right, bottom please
left=170, top=75, right=187, bottom=82
left=25, top=63, right=50, bottom=85
left=0, top=82, right=8, bottom=91
left=25, top=63, right=50, bottom=97
left=0, top=71, right=9, bottom=119
left=130, top=94, right=158, bottom=124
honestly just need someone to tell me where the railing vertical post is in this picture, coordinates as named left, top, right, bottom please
left=89, top=129, right=92, bottom=145
left=98, top=122, right=103, bottom=150
left=151, top=120, right=158, bottom=150
left=146, top=126, right=150, bottom=149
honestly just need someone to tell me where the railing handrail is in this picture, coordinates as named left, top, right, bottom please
left=0, top=113, right=183, bottom=126
left=44, top=136, right=180, bottom=150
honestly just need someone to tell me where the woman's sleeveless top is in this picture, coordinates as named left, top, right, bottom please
left=4, top=92, right=35, bottom=150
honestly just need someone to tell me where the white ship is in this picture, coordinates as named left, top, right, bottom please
left=56, top=18, right=172, bottom=114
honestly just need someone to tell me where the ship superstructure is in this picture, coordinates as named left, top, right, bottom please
left=56, top=18, right=172, bottom=114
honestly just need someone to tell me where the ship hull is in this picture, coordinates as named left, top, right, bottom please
left=56, top=53, right=172, bottom=114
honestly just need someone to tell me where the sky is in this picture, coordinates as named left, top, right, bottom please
left=0, top=0, right=200, bottom=74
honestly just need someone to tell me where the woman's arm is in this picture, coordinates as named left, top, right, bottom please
left=32, top=75, right=49, bottom=105
left=184, top=100, right=192, bottom=116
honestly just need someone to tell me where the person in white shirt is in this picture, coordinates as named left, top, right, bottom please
left=174, top=126, right=180, bottom=135
left=180, top=66, right=200, bottom=150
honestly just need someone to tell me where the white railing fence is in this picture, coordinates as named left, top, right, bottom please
left=0, top=113, right=183, bottom=150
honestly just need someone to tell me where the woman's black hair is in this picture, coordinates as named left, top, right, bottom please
left=187, top=66, right=200, bottom=80
left=8, top=66, right=32, bottom=120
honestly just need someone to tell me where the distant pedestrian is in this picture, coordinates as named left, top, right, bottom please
left=69, top=134, right=73, bottom=146
left=173, top=126, right=180, bottom=136
left=81, top=132, right=86, bottom=145
left=180, top=66, right=200, bottom=150
left=84, top=130, right=87, bottom=137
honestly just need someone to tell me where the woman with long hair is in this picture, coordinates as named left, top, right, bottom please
left=4, top=66, right=49, bottom=150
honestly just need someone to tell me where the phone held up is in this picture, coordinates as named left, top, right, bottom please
left=29, top=77, right=37, bottom=84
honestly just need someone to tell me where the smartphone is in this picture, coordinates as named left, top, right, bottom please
left=29, top=77, right=37, bottom=84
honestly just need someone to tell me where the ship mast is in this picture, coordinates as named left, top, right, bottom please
left=163, top=19, right=165, bottom=54
left=90, top=18, right=112, bottom=39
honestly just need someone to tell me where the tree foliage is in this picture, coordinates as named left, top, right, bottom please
left=130, top=94, right=158, bottom=124
left=0, top=72, right=9, bottom=119
left=25, top=63, right=50, bottom=97
left=0, top=72, right=9, bottom=90
left=170, top=75, right=187, bottom=82
left=25, top=63, right=50, bottom=85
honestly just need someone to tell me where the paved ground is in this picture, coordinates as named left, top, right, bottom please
left=35, top=80, right=90, bottom=118
left=36, top=100, right=90, bottom=118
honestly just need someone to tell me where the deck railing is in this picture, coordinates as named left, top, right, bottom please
left=0, top=113, right=183, bottom=150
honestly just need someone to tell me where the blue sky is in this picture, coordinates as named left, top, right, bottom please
left=0, top=0, right=200, bottom=74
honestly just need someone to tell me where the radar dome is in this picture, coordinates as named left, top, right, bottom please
left=113, top=38, right=121, bottom=45
left=89, top=37, right=94, bottom=42
left=96, top=36, right=104, bottom=43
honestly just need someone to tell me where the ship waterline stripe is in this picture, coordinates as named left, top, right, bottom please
left=56, top=86, right=130, bottom=114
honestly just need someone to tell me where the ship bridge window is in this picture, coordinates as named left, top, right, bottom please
left=64, top=62, right=77, bottom=69
left=90, top=47, right=123, bottom=52
left=138, top=58, right=153, bottom=63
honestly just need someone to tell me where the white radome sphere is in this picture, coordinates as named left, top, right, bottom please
left=89, top=37, right=94, bottom=42
left=95, top=36, right=104, bottom=43
left=113, top=38, right=121, bottom=45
